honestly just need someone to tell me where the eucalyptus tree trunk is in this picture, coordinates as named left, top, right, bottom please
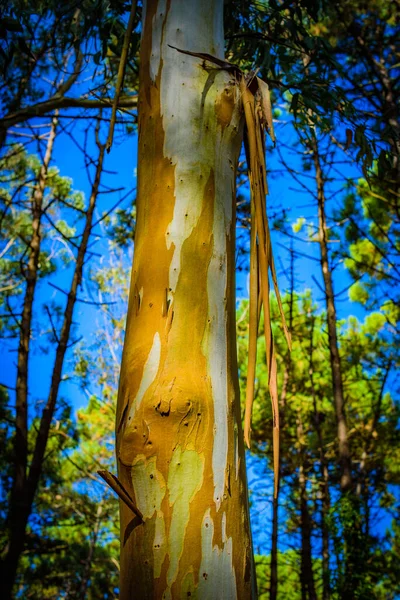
left=115, top=1, right=256, bottom=598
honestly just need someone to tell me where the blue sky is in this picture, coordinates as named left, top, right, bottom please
left=1, top=98, right=367, bottom=406
left=1, top=105, right=383, bottom=561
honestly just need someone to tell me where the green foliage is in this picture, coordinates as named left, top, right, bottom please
left=255, top=552, right=309, bottom=600
left=13, top=398, right=120, bottom=599
left=341, top=170, right=400, bottom=313
left=0, top=144, right=84, bottom=336
left=0, top=0, right=140, bottom=111
left=12, top=250, right=130, bottom=597
left=238, top=289, right=399, bottom=599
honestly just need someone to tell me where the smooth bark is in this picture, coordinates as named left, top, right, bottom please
left=116, top=1, right=256, bottom=598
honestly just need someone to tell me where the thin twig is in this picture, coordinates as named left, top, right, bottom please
left=97, top=470, right=143, bottom=522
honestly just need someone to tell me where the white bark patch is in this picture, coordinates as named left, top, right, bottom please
left=131, top=455, right=166, bottom=520
left=206, top=251, right=228, bottom=511
left=128, top=332, right=161, bottom=420
left=159, top=0, right=224, bottom=292
left=149, top=0, right=167, bottom=81
left=205, top=124, right=241, bottom=510
left=166, top=446, right=204, bottom=593
left=198, top=509, right=237, bottom=599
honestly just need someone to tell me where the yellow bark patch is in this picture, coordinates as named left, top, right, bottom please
left=215, top=83, right=237, bottom=129
left=180, top=569, right=197, bottom=599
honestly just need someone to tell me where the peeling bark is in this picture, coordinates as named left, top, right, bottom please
left=116, top=1, right=256, bottom=598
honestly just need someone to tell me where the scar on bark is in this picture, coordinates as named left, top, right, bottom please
left=161, top=288, right=174, bottom=335
left=98, top=470, right=144, bottom=522
left=225, top=464, right=231, bottom=496
left=134, top=283, right=141, bottom=315
left=155, top=397, right=172, bottom=416
left=117, top=401, right=129, bottom=433
left=123, top=516, right=142, bottom=546
left=165, top=303, right=174, bottom=334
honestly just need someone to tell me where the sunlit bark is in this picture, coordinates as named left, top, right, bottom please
left=116, top=1, right=256, bottom=598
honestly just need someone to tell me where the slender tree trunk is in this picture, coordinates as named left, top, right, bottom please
left=320, top=462, right=331, bottom=600
left=1, top=115, right=58, bottom=593
left=297, top=415, right=317, bottom=600
left=299, top=470, right=317, bottom=600
left=308, top=313, right=330, bottom=600
left=269, top=497, right=278, bottom=600
left=79, top=501, right=103, bottom=599
left=14, top=115, right=58, bottom=507
left=115, top=1, right=256, bottom=598
left=310, top=132, right=352, bottom=491
left=0, top=122, right=105, bottom=600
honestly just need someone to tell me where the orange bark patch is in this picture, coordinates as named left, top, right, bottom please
left=215, top=82, right=237, bottom=129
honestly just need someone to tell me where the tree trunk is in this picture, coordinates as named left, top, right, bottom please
left=115, top=1, right=256, bottom=598
left=308, top=312, right=330, bottom=600
left=269, top=496, right=278, bottom=600
left=1, top=115, right=58, bottom=597
left=311, top=132, right=352, bottom=491
left=297, top=415, right=317, bottom=600
left=299, top=469, right=317, bottom=600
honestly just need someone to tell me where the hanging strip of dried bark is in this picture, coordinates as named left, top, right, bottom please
left=152, top=43, right=290, bottom=498
left=97, top=470, right=143, bottom=522
left=256, top=77, right=275, bottom=145
left=241, top=75, right=290, bottom=498
left=244, top=201, right=259, bottom=449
